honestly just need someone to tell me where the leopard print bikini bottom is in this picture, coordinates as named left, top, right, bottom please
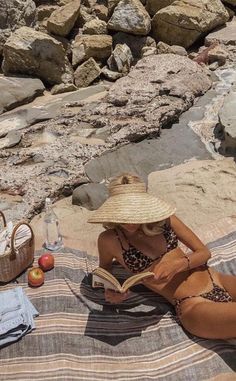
left=174, top=267, right=233, bottom=317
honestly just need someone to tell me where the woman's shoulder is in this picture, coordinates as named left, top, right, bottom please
left=98, top=228, right=117, bottom=245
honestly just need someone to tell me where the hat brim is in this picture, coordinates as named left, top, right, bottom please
left=88, top=193, right=176, bottom=224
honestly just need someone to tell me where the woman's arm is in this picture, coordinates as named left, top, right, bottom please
left=150, top=215, right=211, bottom=283
left=97, top=230, right=131, bottom=304
left=170, top=215, right=211, bottom=270
left=97, top=231, right=114, bottom=272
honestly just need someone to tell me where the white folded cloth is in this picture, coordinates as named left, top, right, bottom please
left=0, top=222, right=32, bottom=256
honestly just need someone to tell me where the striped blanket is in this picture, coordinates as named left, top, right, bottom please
left=0, top=232, right=236, bottom=381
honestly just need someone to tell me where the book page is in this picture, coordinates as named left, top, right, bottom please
left=122, top=271, right=154, bottom=292
left=92, top=273, right=122, bottom=292
left=92, top=267, right=154, bottom=293
left=92, top=267, right=124, bottom=290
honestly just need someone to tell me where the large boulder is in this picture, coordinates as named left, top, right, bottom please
left=2, top=27, right=70, bottom=85
left=77, top=54, right=212, bottom=143
left=0, top=76, right=45, bottom=115
left=145, top=0, right=174, bottom=16
left=72, top=34, right=112, bottom=66
left=0, top=0, right=36, bottom=55
left=205, top=21, right=236, bottom=46
left=152, top=0, right=229, bottom=49
left=72, top=183, right=108, bottom=210
left=47, top=0, right=81, bottom=37
left=219, top=85, right=236, bottom=155
left=107, top=0, right=151, bottom=36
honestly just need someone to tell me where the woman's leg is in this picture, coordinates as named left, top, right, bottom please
left=180, top=299, right=236, bottom=339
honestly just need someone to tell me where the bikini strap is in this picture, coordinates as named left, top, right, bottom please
left=114, top=229, right=126, bottom=251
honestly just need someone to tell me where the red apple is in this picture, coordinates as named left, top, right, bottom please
left=38, top=253, right=54, bottom=272
left=28, top=267, right=44, bottom=287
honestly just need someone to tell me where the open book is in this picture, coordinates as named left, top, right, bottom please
left=92, top=267, right=154, bottom=293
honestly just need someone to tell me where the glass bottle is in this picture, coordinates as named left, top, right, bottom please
left=44, top=198, right=63, bottom=251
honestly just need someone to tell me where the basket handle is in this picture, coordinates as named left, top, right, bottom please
left=10, top=222, right=34, bottom=260
left=0, top=211, right=7, bottom=227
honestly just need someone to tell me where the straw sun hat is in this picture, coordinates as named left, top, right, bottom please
left=88, top=182, right=176, bottom=224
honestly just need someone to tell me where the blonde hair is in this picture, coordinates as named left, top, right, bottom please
left=103, top=173, right=168, bottom=236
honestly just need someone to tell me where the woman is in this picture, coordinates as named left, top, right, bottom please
left=88, top=173, right=236, bottom=339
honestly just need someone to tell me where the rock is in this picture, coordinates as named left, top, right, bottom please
left=188, top=52, right=198, bottom=60
left=0, top=200, right=12, bottom=212
left=222, top=0, right=236, bottom=5
left=83, top=0, right=97, bottom=7
left=145, top=0, right=174, bottom=16
left=107, top=43, right=133, bottom=73
left=171, top=45, right=188, bottom=56
left=208, top=61, right=219, bottom=71
left=0, top=84, right=107, bottom=138
left=0, top=131, right=22, bottom=149
left=0, top=31, right=11, bottom=57
left=77, top=5, right=95, bottom=26
left=35, top=0, right=73, bottom=4
left=0, top=0, right=36, bottom=28
left=54, top=35, right=72, bottom=57
left=72, top=183, right=108, bottom=210
left=0, top=107, right=59, bottom=138
left=74, top=57, right=101, bottom=87
left=156, top=41, right=187, bottom=56
left=149, top=159, right=236, bottom=229
left=2, top=27, right=69, bottom=85
left=0, top=76, right=45, bottom=115
left=47, top=0, right=81, bottom=37
left=72, top=34, right=112, bottom=66
left=225, top=5, right=235, bottom=20
left=78, top=54, right=212, bottom=143
left=84, top=120, right=212, bottom=183
left=93, top=4, right=109, bottom=21
left=208, top=44, right=229, bottom=66
left=51, top=83, right=77, bottom=95
left=108, top=0, right=121, bottom=15
left=107, top=0, right=151, bottom=36
left=141, top=46, right=157, bottom=57
left=152, top=0, right=229, bottom=49
left=37, top=5, right=59, bottom=21
left=219, top=85, right=236, bottom=155
left=82, top=19, right=107, bottom=34
left=101, top=66, right=124, bottom=81
left=0, top=0, right=36, bottom=55
left=113, top=32, right=156, bottom=59
left=205, top=21, right=236, bottom=46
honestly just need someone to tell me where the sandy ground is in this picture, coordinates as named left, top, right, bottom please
left=31, top=157, right=236, bottom=256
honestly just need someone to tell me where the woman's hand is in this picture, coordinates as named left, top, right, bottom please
left=150, top=257, right=186, bottom=284
left=105, top=289, right=131, bottom=304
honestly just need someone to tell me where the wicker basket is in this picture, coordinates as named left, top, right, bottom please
left=0, top=211, right=35, bottom=283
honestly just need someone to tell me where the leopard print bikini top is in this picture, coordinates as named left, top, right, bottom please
left=115, top=223, right=178, bottom=273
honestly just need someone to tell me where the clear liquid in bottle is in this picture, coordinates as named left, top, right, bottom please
left=44, top=198, right=63, bottom=251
